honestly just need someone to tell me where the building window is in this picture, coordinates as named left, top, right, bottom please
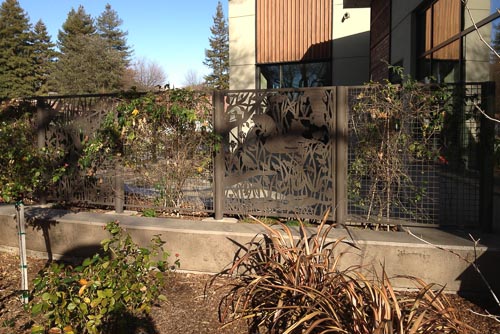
left=416, top=0, right=500, bottom=83
left=416, top=0, right=461, bottom=83
left=258, top=61, right=332, bottom=89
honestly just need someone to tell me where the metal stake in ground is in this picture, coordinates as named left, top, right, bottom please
left=15, top=201, right=29, bottom=304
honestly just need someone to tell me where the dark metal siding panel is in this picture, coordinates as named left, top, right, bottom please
left=369, top=0, right=391, bottom=81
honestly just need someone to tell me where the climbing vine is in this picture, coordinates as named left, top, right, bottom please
left=79, top=89, right=217, bottom=211
left=349, top=67, right=453, bottom=222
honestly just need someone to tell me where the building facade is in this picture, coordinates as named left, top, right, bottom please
left=370, top=0, right=500, bottom=86
left=228, top=0, right=371, bottom=90
left=370, top=0, right=499, bottom=231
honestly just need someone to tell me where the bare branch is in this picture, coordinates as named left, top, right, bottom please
left=468, top=309, right=500, bottom=323
left=462, top=0, right=500, bottom=59
left=461, top=0, right=500, bottom=122
left=406, top=229, right=500, bottom=309
left=472, top=100, right=500, bottom=124
left=406, top=229, right=470, bottom=262
left=131, top=57, right=168, bottom=91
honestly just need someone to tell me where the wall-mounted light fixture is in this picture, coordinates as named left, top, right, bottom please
left=342, top=12, right=350, bottom=22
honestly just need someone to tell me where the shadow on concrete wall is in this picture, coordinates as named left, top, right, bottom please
left=452, top=229, right=500, bottom=313
left=330, top=31, right=370, bottom=86
left=25, top=207, right=70, bottom=264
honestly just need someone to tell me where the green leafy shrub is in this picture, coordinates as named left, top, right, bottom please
left=141, top=208, right=157, bottom=217
left=29, top=221, right=179, bottom=334
left=0, top=101, right=67, bottom=203
left=215, top=213, right=471, bottom=334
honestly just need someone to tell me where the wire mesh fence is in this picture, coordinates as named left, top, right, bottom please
left=436, top=84, right=484, bottom=226
left=347, top=86, right=440, bottom=225
left=347, top=83, right=489, bottom=227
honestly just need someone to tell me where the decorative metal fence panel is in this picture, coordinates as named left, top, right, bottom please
left=41, top=95, right=120, bottom=206
left=37, top=93, right=214, bottom=215
left=218, top=88, right=339, bottom=220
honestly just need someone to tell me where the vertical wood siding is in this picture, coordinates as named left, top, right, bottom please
left=257, top=0, right=333, bottom=64
left=425, top=0, right=460, bottom=60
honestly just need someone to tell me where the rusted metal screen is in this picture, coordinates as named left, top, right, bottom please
left=256, top=0, right=333, bottom=63
left=40, top=95, right=120, bottom=206
left=29, top=85, right=493, bottom=228
left=219, top=88, right=338, bottom=220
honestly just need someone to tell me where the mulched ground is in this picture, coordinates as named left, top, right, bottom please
left=1, top=251, right=499, bottom=334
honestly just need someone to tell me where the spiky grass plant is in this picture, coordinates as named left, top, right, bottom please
left=215, top=213, right=472, bottom=334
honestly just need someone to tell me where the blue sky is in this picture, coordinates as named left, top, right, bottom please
left=18, top=0, right=228, bottom=87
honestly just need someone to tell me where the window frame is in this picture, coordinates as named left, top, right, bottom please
left=257, top=60, right=333, bottom=89
left=416, top=0, right=500, bottom=82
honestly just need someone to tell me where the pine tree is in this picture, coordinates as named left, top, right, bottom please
left=0, top=0, right=35, bottom=99
left=57, top=5, right=95, bottom=53
left=55, top=5, right=125, bottom=94
left=203, top=1, right=229, bottom=90
left=32, top=20, right=57, bottom=95
left=97, top=3, right=131, bottom=67
left=55, top=34, right=123, bottom=94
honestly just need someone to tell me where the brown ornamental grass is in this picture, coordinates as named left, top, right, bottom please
left=213, top=211, right=474, bottom=334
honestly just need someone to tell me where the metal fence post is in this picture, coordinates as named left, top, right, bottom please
left=15, top=202, right=29, bottom=304
left=36, top=98, right=47, bottom=204
left=36, top=98, right=46, bottom=149
left=479, top=82, right=495, bottom=233
left=213, top=90, right=225, bottom=220
left=115, top=163, right=124, bottom=214
left=335, top=86, right=348, bottom=225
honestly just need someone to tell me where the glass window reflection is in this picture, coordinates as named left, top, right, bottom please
left=258, top=62, right=331, bottom=89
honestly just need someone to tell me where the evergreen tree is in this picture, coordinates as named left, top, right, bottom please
left=32, top=20, right=57, bottom=95
left=57, top=5, right=95, bottom=53
left=0, top=0, right=35, bottom=99
left=55, top=5, right=125, bottom=94
left=203, top=1, right=229, bottom=90
left=97, top=3, right=131, bottom=66
left=55, top=34, right=123, bottom=94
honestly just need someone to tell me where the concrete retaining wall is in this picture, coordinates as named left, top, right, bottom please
left=0, top=205, right=499, bottom=295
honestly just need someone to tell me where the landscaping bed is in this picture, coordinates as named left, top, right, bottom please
left=0, top=252, right=245, bottom=334
left=1, top=252, right=500, bottom=333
